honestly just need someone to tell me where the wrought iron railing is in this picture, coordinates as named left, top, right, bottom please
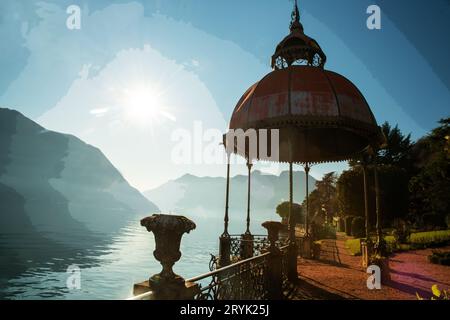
left=187, top=252, right=270, bottom=300
left=208, top=235, right=271, bottom=272
left=209, top=253, right=219, bottom=271
left=126, top=216, right=295, bottom=301
left=209, top=235, right=274, bottom=271
left=280, top=245, right=290, bottom=291
left=208, top=235, right=289, bottom=272
left=229, top=234, right=270, bottom=259
left=127, top=246, right=293, bottom=301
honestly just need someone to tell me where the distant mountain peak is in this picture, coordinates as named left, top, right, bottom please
left=144, top=170, right=316, bottom=215
left=0, top=107, right=159, bottom=239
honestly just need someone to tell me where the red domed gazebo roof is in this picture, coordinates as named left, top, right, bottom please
left=226, top=3, right=383, bottom=164
left=230, top=66, right=377, bottom=132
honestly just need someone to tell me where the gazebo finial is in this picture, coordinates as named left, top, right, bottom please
left=272, top=0, right=326, bottom=69
left=290, top=0, right=304, bottom=32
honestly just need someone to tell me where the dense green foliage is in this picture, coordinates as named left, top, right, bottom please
left=276, top=201, right=304, bottom=223
left=311, top=223, right=336, bottom=240
left=344, top=216, right=354, bottom=236
left=351, top=216, right=365, bottom=238
left=337, top=119, right=449, bottom=230
left=348, top=122, right=413, bottom=169
left=409, top=118, right=450, bottom=227
left=346, top=230, right=450, bottom=256
left=302, top=172, right=338, bottom=224
left=428, top=251, right=450, bottom=266
left=409, top=230, right=450, bottom=247
left=294, top=119, right=449, bottom=254
left=345, top=238, right=361, bottom=256
left=337, top=166, right=409, bottom=227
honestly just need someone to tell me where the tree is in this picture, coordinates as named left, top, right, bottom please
left=378, top=122, right=413, bottom=167
left=409, top=118, right=450, bottom=227
left=339, top=119, right=449, bottom=230
left=336, top=165, right=409, bottom=228
left=342, top=122, right=413, bottom=229
left=351, top=216, right=365, bottom=238
left=349, top=122, right=413, bottom=170
left=302, top=172, right=338, bottom=225
left=337, top=168, right=366, bottom=218
left=276, top=201, right=304, bottom=224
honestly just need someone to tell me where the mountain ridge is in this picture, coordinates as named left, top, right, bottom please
left=144, top=170, right=316, bottom=219
left=0, top=107, right=159, bottom=253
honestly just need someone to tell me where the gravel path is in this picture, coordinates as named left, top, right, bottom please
left=292, top=234, right=450, bottom=300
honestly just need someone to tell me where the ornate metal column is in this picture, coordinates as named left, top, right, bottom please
left=245, top=161, right=253, bottom=235
left=133, top=214, right=199, bottom=300
left=289, top=163, right=294, bottom=240
left=304, top=163, right=310, bottom=236
left=287, top=162, right=298, bottom=282
left=241, top=160, right=254, bottom=259
left=362, top=160, right=370, bottom=241
left=361, top=152, right=373, bottom=268
left=302, top=163, right=312, bottom=258
left=373, top=155, right=386, bottom=256
left=219, top=158, right=231, bottom=267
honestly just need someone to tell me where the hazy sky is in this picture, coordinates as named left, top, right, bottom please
left=0, top=0, right=449, bottom=190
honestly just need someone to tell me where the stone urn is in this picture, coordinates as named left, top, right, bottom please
left=262, top=221, right=284, bottom=250
left=140, top=214, right=196, bottom=285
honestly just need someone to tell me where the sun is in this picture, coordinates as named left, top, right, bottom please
left=121, top=86, right=177, bottom=127
left=122, top=87, right=163, bottom=125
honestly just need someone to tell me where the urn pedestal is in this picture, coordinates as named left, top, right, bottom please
left=302, top=236, right=312, bottom=259
left=240, top=232, right=254, bottom=259
left=262, top=221, right=284, bottom=300
left=133, top=214, right=200, bottom=300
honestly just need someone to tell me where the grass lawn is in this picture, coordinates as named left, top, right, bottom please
left=345, top=238, right=362, bottom=255
left=344, top=230, right=450, bottom=255
left=409, top=230, right=450, bottom=247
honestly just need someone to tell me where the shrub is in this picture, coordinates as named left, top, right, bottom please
left=384, top=235, right=398, bottom=253
left=409, top=230, right=450, bottom=248
left=276, top=201, right=303, bottom=224
left=428, top=251, right=450, bottom=266
left=346, top=236, right=410, bottom=256
left=351, top=217, right=365, bottom=238
left=337, top=218, right=345, bottom=232
left=344, top=216, right=354, bottom=236
left=345, top=238, right=361, bottom=256
left=312, top=223, right=336, bottom=240
left=397, top=244, right=411, bottom=251
left=392, top=220, right=411, bottom=243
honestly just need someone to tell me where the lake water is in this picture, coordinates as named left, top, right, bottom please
left=0, top=214, right=273, bottom=300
